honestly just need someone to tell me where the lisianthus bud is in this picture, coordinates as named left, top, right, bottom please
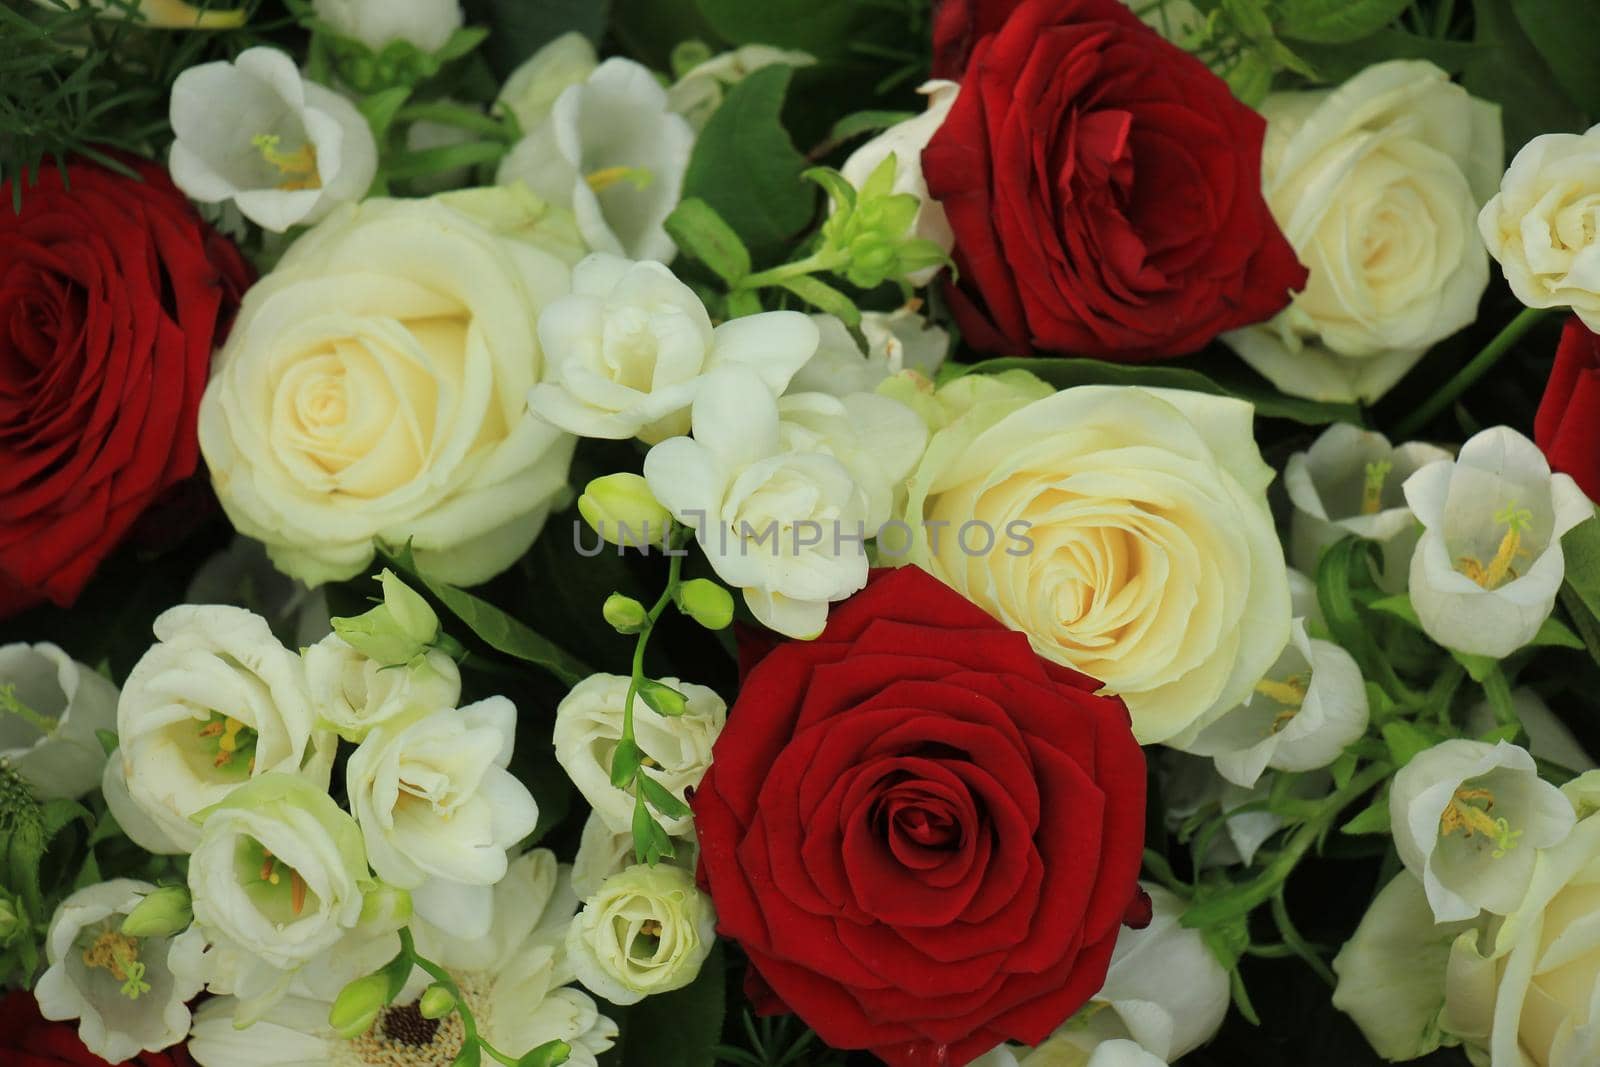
left=331, top=570, right=440, bottom=666
left=603, top=594, right=649, bottom=634
left=329, top=972, right=392, bottom=1038
left=578, top=474, right=673, bottom=549
left=119, top=886, right=192, bottom=939
left=676, top=579, right=733, bottom=630
left=566, top=864, right=717, bottom=1004
left=418, top=983, right=457, bottom=1020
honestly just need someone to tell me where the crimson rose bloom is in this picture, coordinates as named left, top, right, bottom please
left=0, top=158, right=251, bottom=616
left=922, top=0, right=1306, bottom=360
left=693, top=567, right=1147, bottom=1067
left=1535, top=316, right=1600, bottom=502
left=0, top=991, right=194, bottom=1067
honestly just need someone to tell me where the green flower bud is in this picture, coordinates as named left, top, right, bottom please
left=638, top=680, right=688, bottom=718
left=358, top=883, right=414, bottom=934
left=0, top=888, right=24, bottom=949
left=329, top=972, right=392, bottom=1039
left=518, top=1039, right=573, bottom=1067
left=578, top=474, right=672, bottom=549
left=418, top=983, right=457, bottom=1020
left=119, top=886, right=192, bottom=940
left=331, top=569, right=440, bottom=666
left=676, top=579, right=733, bottom=630
left=602, top=594, right=649, bottom=634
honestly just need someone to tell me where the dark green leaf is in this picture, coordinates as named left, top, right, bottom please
left=639, top=772, right=691, bottom=819
left=694, top=0, right=869, bottom=57
left=1292, top=29, right=1483, bottom=82
left=1381, top=721, right=1442, bottom=767
left=1510, top=0, right=1600, bottom=116
left=1529, top=615, right=1585, bottom=650
left=1367, top=593, right=1421, bottom=629
left=664, top=198, right=751, bottom=285
left=1276, top=0, right=1413, bottom=43
left=1340, top=794, right=1391, bottom=835
left=1465, top=0, right=1586, bottom=155
left=1561, top=517, right=1600, bottom=668
left=618, top=942, right=726, bottom=1067
left=468, top=0, right=612, bottom=78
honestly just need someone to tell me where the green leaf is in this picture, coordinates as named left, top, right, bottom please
left=610, top=738, right=643, bottom=788
left=1510, top=0, right=1600, bottom=115
left=1367, top=593, right=1421, bottom=629
left=1451, top=650, right=1499, bottom=683
left=1330, top=751, right=1359, bottom=791
left=1382, top=721, right=1442, bottom=767
left=1530, top=615, right=1585, bottom=651
left=618, top=942, right=726, bottom=1067
left=681, top=64, right=813, bottom=258
left=1562, top=517, right=1600, bottom=668
left=471, top=0, right=612, bottom=78
left=639, top=772, right=692, bottom=820
left=357, top=87, right=413, bottom=141
left=828, top=109, right=916, bottom=144
left=1464, top=0, right=1587, bottom=155
left=776, top=275, right=861, bottom=327
left=1341, top=794, right=1391, bottom=835
left=664, top=198, right=752, bottom=285
left=694, top=0, right=869, bottom=57
left=1275, top=0, right=1413, bottom=43
left=1291, top=29, right=1483, bottom=82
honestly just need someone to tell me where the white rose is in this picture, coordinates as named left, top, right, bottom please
left=302, top=634, right=461, bottom=742
left=34, top=879, right=202, bottom=1064
left=788, top=308, right=950, bottom=398
left=667, top=45, right=816, bottom=131
left=901, top=382, right=1291, bottom=746
left=116, top=605, right=335, bottom=853
left=566, top=863, right=716, bottom=1005
left=1285, top=422, right=1452, bottom=591
left=198, top=195, right=576, bottom=587
left=645, top=368, right=871, bottom=639
left=168, top=48, right=377, bottom=233
left=311, top=0, right=462, bottom=53
left=498, top=31, right=598, bottom=133
left=777, top=389, right=928, bottom=529
left=1403, top=426, right=1593, bottom=658
left=529, top=253, right=819, bottom=442
left=345, top=697, right=540, bottom=938
left=498, top=58, right=695, bottom=263
left=1480, top=121, right=1600, bottom=330
left=1391, top=739, right=1575, bottom=922
left=1186, top=618, right=1369, bottom=788
left=0, top=642, right=117, bottom=801
left=1223, top=61, right=1501, bottom=402
left=839, top=80, right=959, bottom=286
left=554, top=673, right=724, bottom=836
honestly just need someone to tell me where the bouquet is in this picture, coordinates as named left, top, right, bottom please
left=4, top=1, right=1600, bottom=1065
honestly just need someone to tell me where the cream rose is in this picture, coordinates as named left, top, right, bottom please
left=566, top=863, right=716, bottom=1005
left=901, top=382, right=1291, bottom=745
left=1223, top=61, right=1501, bottom=403
left=1480, top=122, right=1600, bottom=330
left=198, top=195, right=576, bottom=587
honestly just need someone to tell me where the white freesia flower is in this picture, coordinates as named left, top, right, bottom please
left=190, top=850, right=619, bottom=1067
left=645, top=368, right=871, bottom=639
left=1391, top=739, right=1575, bottom=922
left=554, top=673, right=724, bottom=836
left=1480, top=121, right=1600, bottom=330
left=34, top=880, right=201, bottom=1064
left=1223, top=61, right=1500, bottom=402
left=312, top=0, right=462, bottom=52
left=498, top=58, right=695, bottom=263
left=303, top=634, right=461, bottom=742
left=1185, top=618, right=1368, bottom=786
left=0, top=642, right=117, bottom=801
left=567, top=863, right=716, bottom=1005
left=902, top=382, right=1291, bottom=746
left=667, top=45, right=816, bottom=131
left=346, top=697, right=540, bottom=939
left=839, top=80, right=959, bottom=286
left=168, top=48, right=377, bottom=233
left=1403, top=426, right=1593, bottom=658
left=198, top=195, right=576, bottom=587
left=778, top=390, right=928, bottom=529
left=1285, top=423, right=1452, bottom=592
left=788, top=308, right=950, bottom=397
left=1331, top=870, right=1478, bottom=1062
left=498, top=31, right=597, bottom=133
left=116, top=605, right=334, bottom=853
left=529, top=253, right=819, bottom=442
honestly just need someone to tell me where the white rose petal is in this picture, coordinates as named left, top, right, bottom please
left=0, top=642, right=117, bottom=801
left=778, top=390, right=928, bottom=529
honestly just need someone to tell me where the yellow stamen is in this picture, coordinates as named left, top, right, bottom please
left=291, top=870, right=307, bottom=916
left=1440, top=785, right=1523, bottom=857
left=82, top=931, right=150, bottom=1000
left=1361, top=460, right=1393, bottom=515
left=1256, top=675, right=1308, bottom=708
left=585, top=165, right=654, bottom=193
left=1458, top=504, right=1534, bottom=590
left=251, top=134, right=322, bottom=192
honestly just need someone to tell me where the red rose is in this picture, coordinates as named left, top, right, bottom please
left=0, top=157, right=251, bottom=616
left=1535, top=316, right=1600, bottom=502
left=0, top=990, right=194, bottom=1067
left=921, top=0, right=1306, bottom=360
left=692, top=567, right=1147, bottom=1067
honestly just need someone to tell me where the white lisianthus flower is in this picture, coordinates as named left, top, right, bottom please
left=497, top=58, right=695, bottom=263
left=788, top=308, right=950, bottom=398
left=567, top=863, right=716, bottom=1005
left=1222, top=61, right=1500, bottom=403
left=838, top=80, right=959, bottom=286
left=667, top=45, right=816, bottom=131
left=116, top=605, right=335, bottom=853
left=33, top=880, right=202, bottom=1064
left=303, top=634, right=461, bottom=742
left=311, top=0, right=462, bottom=53
left=190, top=850, right=618, bottom=1067
left=346, top=698, right=540, bottom=939
left=0, top=642, right=117, bottom=801
left=1331, top=870, right=1479, bottom=1062
left=168, top=48, right=377, bottom=233
left=1285, top=423, right=1452, bottom=591
left=1391, top=739, right=1575, bottom=922
left=198, top=195, right=576, bottom=588
left=778, top=390, right=929, bottom=530
left=498, top=31, right=597, bottom=133
left=1403, top=426, right=1593, bottom=658
left=645, top=368, right=871, bottom=639
left=529, top=253, right=819, bottom=442
left=901, top=382, right=1291, bottom=746
left=1480, top=122, right=1600, bottom=330
left=1184, top=618, right=1368, bottom=787
left=554, top=673, right=724, bottom=836
left=973, top=1040, right=1170, bottom=1067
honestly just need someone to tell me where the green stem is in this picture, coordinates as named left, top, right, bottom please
left=1432, top=0, right=1457, bottom=37
left=398, top=929, right=519, bottom=1066
left=1392, top=308, right=1555, bottom=439
left=396, top=103, right=514, bottom=142
left=620, top=545, right=688, bottom=746
left=1481, top=666, right=1523, bottom=741
left=738, top=250, right=848, bottom=291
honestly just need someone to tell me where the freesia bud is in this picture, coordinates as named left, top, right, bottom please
left=358, top=883, right=414, bottom=933
left=602, top=594, right=649, bottom=634
left=418, top=983, right=457, bottom=1020
left=329, top=973, right=392, bottom=1038
left=331, top=569, right=440, bottom=666
left=517, top=1039, right=573, bottom=1067
left=119, top=887, right=192, bottom=939
left=676, top=579, right=733, bottom=630
left=578, top=474, right=672, bottom=549
left=638, top=680, right=688, bottom=718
